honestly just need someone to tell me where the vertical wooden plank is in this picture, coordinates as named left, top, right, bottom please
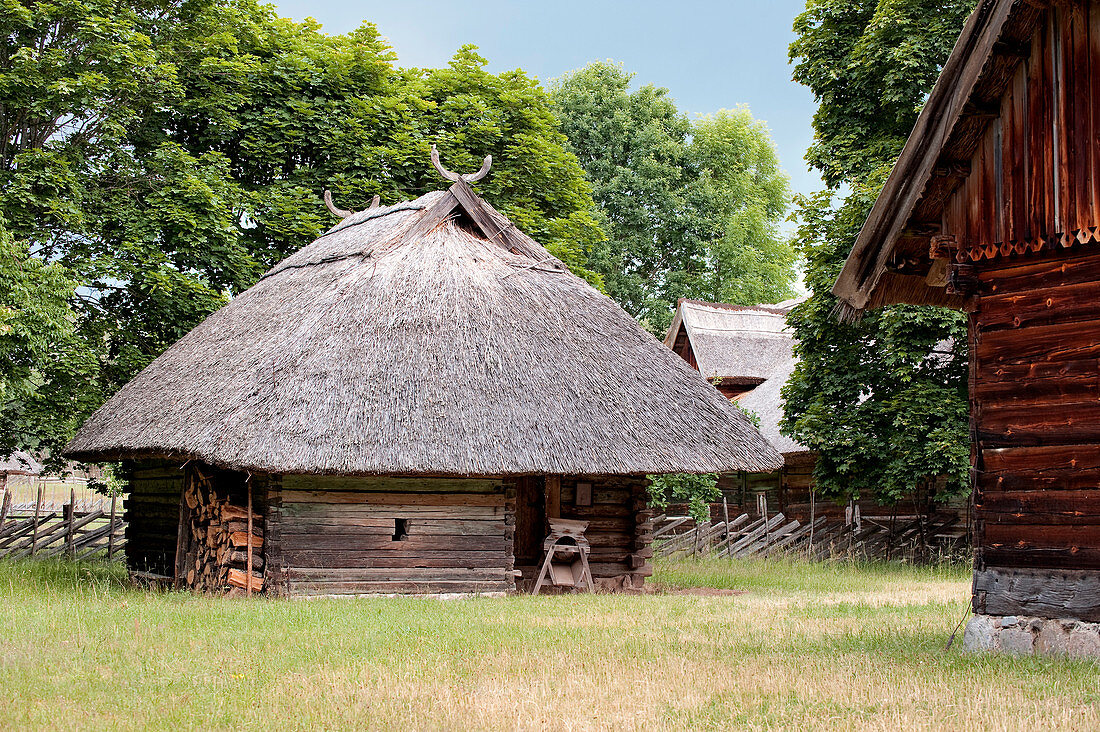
left=246, top=475, right=253, bottom=598
left=1053, top=5, right=1073, bottom=234
left=1029, top=18, right=1052, bottom=238
left=30, top=482, right=42, bottom=557
left=1090, top=2, right=1100, bottom=225
left=66, top=487, right=76, bottom=559
left=1000, top=86, right=1015, bottom=244
left=107, top=492, right=117, bottom=562
left=545, top=476, right=561, bottom=520
left=0, top=488, right=11, bottom=531
left=173, top=471, right=191, bottom=589
left=985, top=128, right=999, bottom=247
left=1013, top=65, right=1030, bottom=241
left=1071, top=2, right=1090, bottom=231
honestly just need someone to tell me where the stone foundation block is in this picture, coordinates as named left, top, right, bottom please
left=964, top=614, right=1100, bottom=658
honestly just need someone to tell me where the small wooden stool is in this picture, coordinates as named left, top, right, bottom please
left=531, top=518, right=595, bottom=594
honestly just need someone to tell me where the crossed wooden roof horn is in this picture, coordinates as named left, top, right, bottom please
left=323, top=190, right=380, bottom=220
left=323, top=145, right=490, bottom=219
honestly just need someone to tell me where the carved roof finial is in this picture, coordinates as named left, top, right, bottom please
left=431, top=144, right=492, bottom=183
left=324, top=191, right=381, bottom=219
left=324, top=190, right=353, bottom=219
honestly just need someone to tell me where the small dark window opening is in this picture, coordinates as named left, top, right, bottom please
left=393, top=518, right=408, bottom=541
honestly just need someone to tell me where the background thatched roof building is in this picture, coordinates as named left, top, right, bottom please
left=664, top=298, right=805, bottom=457
left=64, top=161, right=780, bottom=596
left=0, top=452, right=43, bottom=477
left=664, top=298, right=818, bottom=521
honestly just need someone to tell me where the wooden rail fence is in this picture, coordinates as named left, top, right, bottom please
left=654, top=508, right=967, bottom=563
left=0, top=488, right=125, bottom=561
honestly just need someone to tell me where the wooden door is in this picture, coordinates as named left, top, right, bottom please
left=513, top=476, right=546, bottom=567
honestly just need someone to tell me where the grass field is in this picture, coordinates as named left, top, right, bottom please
left=1, top=558, right=1096, bottom=731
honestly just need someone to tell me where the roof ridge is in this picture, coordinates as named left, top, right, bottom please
left=678, top=298, right=791, bottom=315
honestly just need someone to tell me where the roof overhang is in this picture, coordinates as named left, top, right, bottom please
left=832, top=0, right=1043, bottom=317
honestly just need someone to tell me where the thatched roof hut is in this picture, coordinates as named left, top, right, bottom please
left=0, top=451, right=43, bottom=477
left=64, top=155, right=780, bottom=596
left=665, top=298, right=821, bottom=520
left=67, top=195, right=777, bottom=478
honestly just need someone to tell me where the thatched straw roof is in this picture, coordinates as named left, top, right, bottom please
left=665, top=299, right=807, bottom=456
left=65, top=177, right=781, bottom=476
left=1, top=451, right=43, bottom=476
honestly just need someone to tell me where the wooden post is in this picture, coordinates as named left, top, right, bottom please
left=107, top=492, right=118, bottom=562
left=722, top=496, right=734, bottom=560
left=246, top=474, right=253, bottom=598
left=66, top=486, right=76, bottom=559
left=0, top=487, right=12, bottom=531
left=30, top=482, right=42, bottom=557
left=173, top=471, right=191, bottom=589
left=808, top=487, right=816, bottom=554
left=545, top=476, right=561, bottom=520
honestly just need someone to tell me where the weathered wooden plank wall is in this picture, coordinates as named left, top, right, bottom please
left=274, top=475, right=516, bottom=596
left=945, top=4, right=1100, bottom=261
left=555, top=476, right=652, bottom=586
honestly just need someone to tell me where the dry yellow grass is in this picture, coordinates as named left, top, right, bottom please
left=0, top=558, right=1096, bottom=731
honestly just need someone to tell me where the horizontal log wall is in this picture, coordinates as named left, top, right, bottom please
left=274, top=475, right=515, bottom=596
left=972, top=247, right=1100, bottom=619
left=556, top=476, right=652, bottom=586
left=119, top=460, right=185, bottom=576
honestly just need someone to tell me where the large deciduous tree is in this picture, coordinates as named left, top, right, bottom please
left=550, top=62, right=794, bottom=335
left=0, top=1, right=604, bottom=464
left=780, top=0, right=977, bottom=504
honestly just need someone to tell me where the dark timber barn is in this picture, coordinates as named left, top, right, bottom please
left=64, top=154, right=781, bottom=597
left=834, top=0, right=1100, bottom=654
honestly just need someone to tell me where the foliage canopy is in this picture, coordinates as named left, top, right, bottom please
left=781, top=0, right=977, bottom=503
left=0, top=0, right=605, bottom=465
left=550, top=62, right=795, bottom=335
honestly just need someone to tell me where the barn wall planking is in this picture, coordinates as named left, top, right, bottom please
left=944, top=4, right=1100, bottom=260
left=555, top=475, right=653, bottom=584
left=972, top=247, right=1100, bottom=592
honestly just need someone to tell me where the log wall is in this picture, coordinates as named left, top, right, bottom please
left=120, top=460, right=185, bottom=575
left=972, top=246, right=1100, bottom=619
left=271, top=475, right=516, bottom=596
left=555, top=475, right=652, bottom=588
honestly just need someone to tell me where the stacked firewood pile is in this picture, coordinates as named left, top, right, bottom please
left=179, top=469, right=263, bottom=595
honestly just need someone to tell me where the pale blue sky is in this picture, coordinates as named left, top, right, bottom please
left=271, top=0, right=822, bottom=200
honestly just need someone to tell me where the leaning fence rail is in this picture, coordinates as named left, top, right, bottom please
left=653, top=509, right=966, bottom=563
left=0, top=488, right=125, bottom=562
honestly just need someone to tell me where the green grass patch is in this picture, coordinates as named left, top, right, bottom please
left=652, top=555, right=971, bottom=594
left=0, top=557, right=1095, bottom=731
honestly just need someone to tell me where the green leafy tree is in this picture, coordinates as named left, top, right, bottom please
left=780, top=0, right=976, bottom=503
left=687, top=109, right=794, bottom=307
left=648, top=473, right=719, bottom=523
left=0, top=221, right=100, bottom=466
left=0, top=1, right=606, bottom=461
left=550, top=62, right=794, bottom=335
